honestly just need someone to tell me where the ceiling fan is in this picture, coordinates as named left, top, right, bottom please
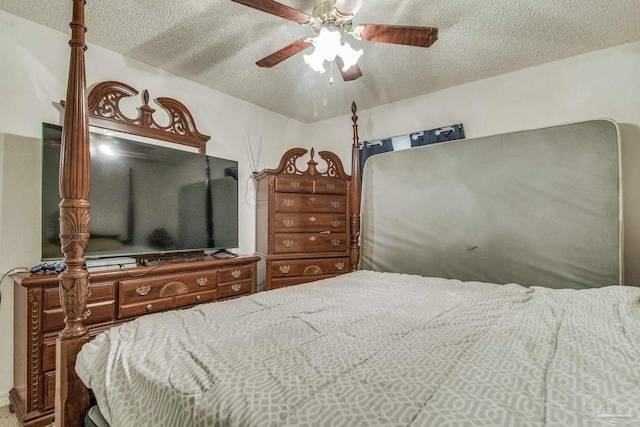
left=231, top=0, right=438, bottom=82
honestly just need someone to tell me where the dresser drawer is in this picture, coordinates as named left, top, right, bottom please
left=43, top=371, right=56, bottom=410
left=270, top=257, right=350, bottom=278
left=218, top=279, right=252, bottom=299
left=274, top=232, right=347, bottom=253
left=42, top=300, right=115, bottom=332
left=275, top=193, right=346, bottom=213
left=42, top=327, right=108, bottom=372
left=218, top=264, right=253, bottom=284
left=43, top=280, right=116, bottom=310
left=119, top=271, right=217, bottom=304
left=42, top=340, right=57, bottom=372
left=275, top=176, right=314, bottom=193
left=275, top=176, right=347, bottom=195
left=173, top=288, right=218, bottom=307
left=274, top=213, right=346, bottom=233
left=270, top=274, right=339, bottom=290
left=119, top=297, right=175, bottom=318
left=313, top=178, right=348, bottom=195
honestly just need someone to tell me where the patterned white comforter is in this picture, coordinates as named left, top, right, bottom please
left=76, top=270, right=640, bottom=427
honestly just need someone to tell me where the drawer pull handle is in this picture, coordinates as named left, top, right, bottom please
left=196, top=295, right=201, bottom=301
left=231, top=270, right=242, bottom=279
left=283, top=199, right=294, bottom=207
left=331, top=220, right=340, bottom=227
left=279, top=265, right=291, bottom=274
left=283, top=219, right=294, bottom=227
left=327, top=183, right=335, bottom=190
left=310, top=197, right=317, bottom=202
left=87, top=289, right=92, bottom=298
left=335, top=262, right=345, bottom=270
left=331, top=201, right=340, bottom=209
left=283, top=239, right=294, bottom=248
left=197, top=277, right=208, bottom=286
left=290, top=181, right=300, bottom=188
left=309, top=236, right=317, bottom=241
left=331, top=239, right=341, bottom=247
left=82, top=309, right=91, bottom=320
left=146, top=304, right=153, bottom=311
left=309, top=216, right=317, bottom=222
left=231, top=284, right=242, bottom=292
left=136, top=285, right=151, bottom=296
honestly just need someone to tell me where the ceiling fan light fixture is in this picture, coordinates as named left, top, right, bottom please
left=313, top=27, right=342, bottom=61
left=303, top=27, right=362, bottom=74
left=338, top=41, right=363, bottom=71
left=303, top=49, right=327, bottom=73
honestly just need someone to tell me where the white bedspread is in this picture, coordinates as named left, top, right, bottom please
left=76, top=270, right=640, bottom=427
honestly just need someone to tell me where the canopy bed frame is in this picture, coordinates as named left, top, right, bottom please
left=52, top=2, right=285, bottom=426
left=53, top=1, right=630, bottom=427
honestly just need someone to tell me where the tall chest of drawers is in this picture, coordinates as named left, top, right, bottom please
left=255, top=148, right=352, bottom=290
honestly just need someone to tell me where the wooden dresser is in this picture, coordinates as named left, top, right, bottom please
left=255, top=148, right=352, bottom=290
left=10, top=255, right=258, bottom=427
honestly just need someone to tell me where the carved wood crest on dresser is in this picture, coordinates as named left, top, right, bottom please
left=255, top=148, right=352, bottom=290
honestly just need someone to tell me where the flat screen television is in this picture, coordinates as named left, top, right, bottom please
left=41, top=123, right=239, bottom=260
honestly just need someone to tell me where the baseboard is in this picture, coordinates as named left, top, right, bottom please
left=0, top=390, right=9, bottom=407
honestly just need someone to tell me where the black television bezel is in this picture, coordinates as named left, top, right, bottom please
left=41, top=123, right=239, bottom=261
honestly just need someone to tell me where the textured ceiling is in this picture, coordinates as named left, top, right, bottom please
left=2, top=0, right=640, bottom=123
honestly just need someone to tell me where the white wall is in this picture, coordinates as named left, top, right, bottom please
left=0, top=135, right=42, bottom=406
left=307, top=40, right=640, bottom=286
left=0, top=11, right=304, bottom=401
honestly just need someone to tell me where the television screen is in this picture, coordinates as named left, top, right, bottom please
left=41, top=123, right=238, bottom=260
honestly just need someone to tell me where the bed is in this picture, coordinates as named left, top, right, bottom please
left=53, top=2, right=638, bottom=427
left=71, top=118, right=638, bottom=427
left=76, top=272, right=640, bottom=427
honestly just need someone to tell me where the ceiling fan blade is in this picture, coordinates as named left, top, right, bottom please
left=353, top=24, right=438, bottom=48
left=256, top=38, right=313, bottom=68
left=334, top=0, right=364, bottom=17
left=231, top=0, right=313, bottom=24
left=335, top=56, right=363, bottom=81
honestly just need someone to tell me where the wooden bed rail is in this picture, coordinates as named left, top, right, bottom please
left=56, top=0, right=91, bottom=426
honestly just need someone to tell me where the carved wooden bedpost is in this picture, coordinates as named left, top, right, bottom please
left=350, top=101, right=360, bottom=271
left=56, top=0, right=91, bottom=426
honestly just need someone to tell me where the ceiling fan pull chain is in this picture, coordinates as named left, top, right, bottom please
left=330, top=60, right=334, bottom=85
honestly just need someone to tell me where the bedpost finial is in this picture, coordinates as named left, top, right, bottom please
left=351, top=102, right=358, bottom=126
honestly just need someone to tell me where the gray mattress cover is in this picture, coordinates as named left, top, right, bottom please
left=360, top=120, right=622, bottom=288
